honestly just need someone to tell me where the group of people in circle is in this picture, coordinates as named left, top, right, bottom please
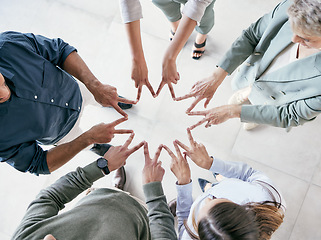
left=1, top=0, right=320, bottom=239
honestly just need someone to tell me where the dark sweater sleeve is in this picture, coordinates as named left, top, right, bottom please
left=143, top=182, right=177, bottom=240
left=12, top=162, right=104, bottom=240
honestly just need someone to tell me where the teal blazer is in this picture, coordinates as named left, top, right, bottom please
left=218, top=0, right=321, bottom=128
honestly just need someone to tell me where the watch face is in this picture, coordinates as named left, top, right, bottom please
left=97, top=158, right=108, bottom=168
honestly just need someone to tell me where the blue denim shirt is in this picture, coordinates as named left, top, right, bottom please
left=0, top=31, right=82, bottom=175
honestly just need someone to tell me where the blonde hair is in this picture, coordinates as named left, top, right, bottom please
left=287, top=0, right=321, bottom=36
left=246, top=203, right=284, bottom=240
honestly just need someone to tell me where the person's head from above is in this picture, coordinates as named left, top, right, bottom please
left=193, top=197, right=284, bottom=240
left=0, top=73, right=11, bottom=103
left=288, top=0, right=321, bottom=49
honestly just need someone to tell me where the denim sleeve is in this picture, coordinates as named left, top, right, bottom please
left=23, top=32, right=77, bottom=67
left=2, top=142, right=50, bottom=175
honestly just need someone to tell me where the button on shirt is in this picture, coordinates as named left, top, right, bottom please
left=0, top=31, right=82, bottom=175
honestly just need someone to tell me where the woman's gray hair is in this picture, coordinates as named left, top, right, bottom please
left=287, top=0, right=321, bottom=36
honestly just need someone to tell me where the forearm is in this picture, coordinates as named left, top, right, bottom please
left=125, top=20, right=146, bottom=64
left=240, top=101, right=319, bottom=128
left=46, top=131, right=93, bottom=172
left=217, top=10, right=273, bottom=74
left=209, top=157, right=271, bottom=183
left=164, top=15, right=196, bottom=62
left=143, top=182, right=177, bottom=239
left=12, top=162, right=103, bottom=239
left=208, top=66, right=229, bottom=89
left=176, top=182, right=193, bottom=236
left=62, top=51, right=101, bottom=94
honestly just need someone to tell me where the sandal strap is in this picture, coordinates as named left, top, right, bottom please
left=193, top=50, right=205, bottom=54
left=194, top=39, right=207, bottom=48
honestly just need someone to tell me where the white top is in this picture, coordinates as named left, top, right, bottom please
left=119, top=0, right=214, bottom=24
left=261, top=42, right=299, bottom=77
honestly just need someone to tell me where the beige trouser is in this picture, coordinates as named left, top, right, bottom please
left=56, top=82, right=100, bottom=146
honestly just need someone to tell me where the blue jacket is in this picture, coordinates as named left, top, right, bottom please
left=0, top=31, right=82, bottom=174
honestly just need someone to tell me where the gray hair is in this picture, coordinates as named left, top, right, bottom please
left=287, top=0, right=321, bottom=36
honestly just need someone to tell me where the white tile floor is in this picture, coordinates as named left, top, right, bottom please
left=1, top=0, right=320, bottom=239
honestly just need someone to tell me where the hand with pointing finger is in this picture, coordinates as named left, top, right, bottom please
left=104, top=132, right=144, bottom=172
left=188, top=105, right=241, bottom=130
left=90, top=82, right=136, bottom=118
left=131, top=59, right=156, bottom=102
left=156, top=59, right=179, bottom=99
left=174, top=128, right=213, bottom=170
left=174, top=67, right=228, bottom=112
left=85, top=117, right=133, bottom=145
left=142, top=142, right=165, bottom=184
left=163, top=142, right=191, bottom=185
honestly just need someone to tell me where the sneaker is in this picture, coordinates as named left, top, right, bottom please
left=243, top=123, right=259, bottom=130
left=228, top=86, right=251, bottom=105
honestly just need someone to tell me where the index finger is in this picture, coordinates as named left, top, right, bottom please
left=153, top=145, right=163, bottom=163
left=174, top=92, right=194, bottom=101
left=187, top=128, right=195, bottom=146
left=128, top=141, right=144, bottom=155
left=144, top=142, right=151, bottom=164
left=189, top=118, right=207, bottom=130
left=163, top=145, right=177, bottom=160
left=145, top=80, right=156, bottom=97
left=123, top=132, right=135, bottom=148
left=186, top=97, right=202, bottom=113
left=111, top=102, right=128, bottom=118
left=168, top=82, right=176, bottom=99
left=156, top=80, right=166, bottom=96
left=187, top=110, right=207, bottom=116
left=110, top=117, right=128, bottom=126
left=173, top=141, right=183, bottom=159
left=175, top=139, right=190, bottom=152
left=114, top=129, right=133, bottom=134
left=117, top=96, right=137, bottom=105
left=136, top=86, right=142, bottom=102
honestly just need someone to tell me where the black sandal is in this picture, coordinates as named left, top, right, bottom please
left=192, top=39, right=206, bottom=60
left=169, top=29, right=175, bottom=41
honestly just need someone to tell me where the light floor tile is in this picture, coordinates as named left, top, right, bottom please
left=290, top=185, right=321, bottom=240
left=232, top=116, right=321, bottom=182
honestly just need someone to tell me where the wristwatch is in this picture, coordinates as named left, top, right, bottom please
left=96, top=157, right=110, bottom=175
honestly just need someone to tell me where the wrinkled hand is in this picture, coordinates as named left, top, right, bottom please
left=86, top=117, right=133, bottom=144
left=188, top=105, right=241, bottom=129
left=142, top=142, right=165, bottom=184
left=175, top=67, right=228, bottom=112
left=175, top=76, right=218, bottom=112
left=91, top=82, right=136, bottom=118
left=156, top=59, right=179, bottom=99
left=131, top=59, right=156, bottom=102
left=175, top=129, right=213, bottom=170
left=163, top=142, right=191, bottom=185
left=104, top=133, right=144, bottom=172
